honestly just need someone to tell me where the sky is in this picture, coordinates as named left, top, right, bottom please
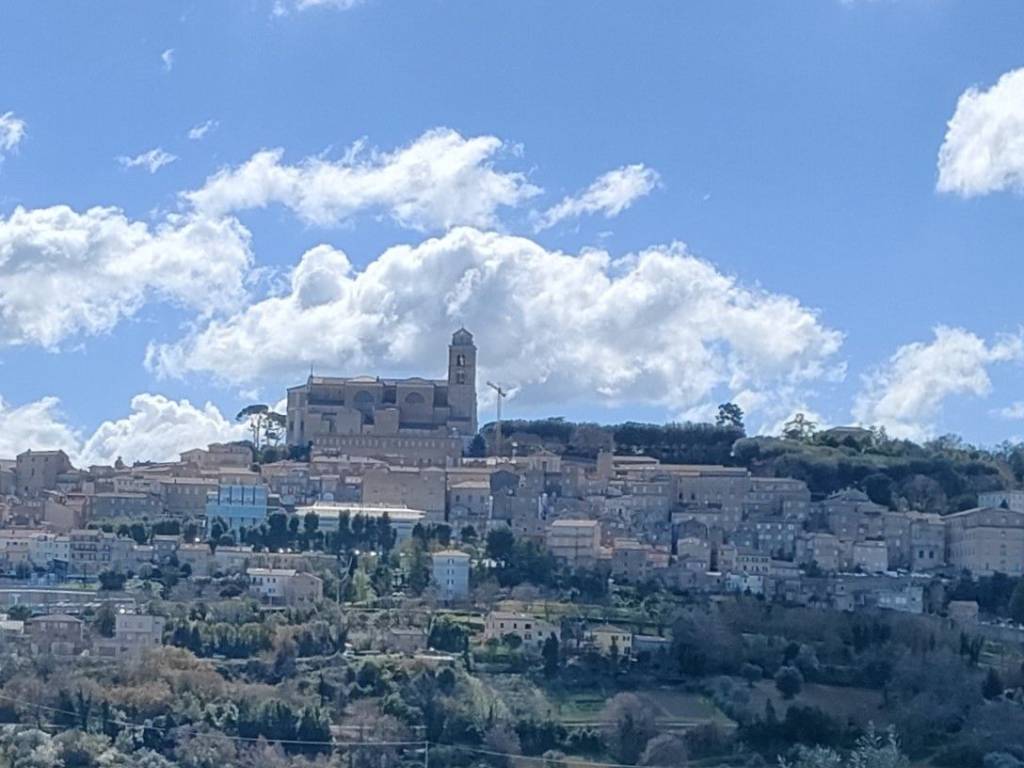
left=2, top=0, right=1024, bottom=465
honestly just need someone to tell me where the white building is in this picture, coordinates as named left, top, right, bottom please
left=431, top=549, right=470, bottom=601
left=296, top=502, right=426, bottom=543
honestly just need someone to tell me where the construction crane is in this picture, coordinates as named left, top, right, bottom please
left=486, top=381, right=507, bottom=458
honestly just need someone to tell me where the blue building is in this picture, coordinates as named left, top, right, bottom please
left=205, top=484, right=269, bottom=531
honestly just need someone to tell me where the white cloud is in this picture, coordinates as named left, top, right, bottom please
left=183, top=128, right=541, bottom=231
left=937, top=67, right=1024, bottom=196
left=76, top=394, right=247, bottom=466
left=0, top=396, right=80, bottom=460
left=187, top=120, right=218, bottom=141
left=994, top=401, right=1024, bottom=420
left=853, top=326, right=1023, bottom=441
left=148, top=228, right=843, bottom=419
left=118, top=148, right=177, bottom=174
left=0, top=393, right=247, bottom=466
left=161, top=48, right=175, bottom=72
left=0, top=205, right=252, bottom=348
left=534, top=164, right=659, bottom=231
left=0, top=112, right=26, bottom=156
left=274, top=0, right=362, bottom=13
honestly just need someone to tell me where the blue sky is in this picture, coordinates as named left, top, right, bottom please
left=2, top=0, right=1024, bottom=464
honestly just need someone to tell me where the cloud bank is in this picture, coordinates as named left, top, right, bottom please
left=148, top=227, right=843, bottom=418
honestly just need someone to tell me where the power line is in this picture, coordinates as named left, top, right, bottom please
left=0, top=691, right=685, bottom=767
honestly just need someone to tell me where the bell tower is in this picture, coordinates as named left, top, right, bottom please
left=447, top=327, right=477, bottom=435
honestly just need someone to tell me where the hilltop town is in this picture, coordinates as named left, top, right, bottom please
left=0, top=330, right=1021, bottom=766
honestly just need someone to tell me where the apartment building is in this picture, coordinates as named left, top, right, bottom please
left=546, top=519, right=601, bottom=567
left=946, top=506, right=1024, bottom=576
left=431, top=549, right=470, bottom=601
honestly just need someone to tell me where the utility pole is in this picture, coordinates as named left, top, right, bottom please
left=486, top=381, right=507, bottom=458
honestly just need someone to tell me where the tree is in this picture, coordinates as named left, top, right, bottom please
left=639, top=734, right=687, bottom=766
left=782, top=413, right=817, bottom=442
left=983, top=667, right=1004, bottom=700
left=1009, top=579, right=1024, bottom=624
left=542, top=633, right=560, bottom=678
left=602, top=693, right=656, bottom=765
left=98, top=570, right=126, bottom=591
left=775, top=665, right=804, bottom=700
left=716, top=402, right=745, bottom=430
left=486, top=528, right=516, bottom=565
left=235, top=404, right=285, bottom=451
left=779, top=725, right=908, bottom=768
left=94, top=603, right=116, bottom=638
left=406, top=541, right=431, bottom=596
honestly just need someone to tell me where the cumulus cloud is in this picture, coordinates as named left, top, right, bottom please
left=0, top=393, right=247, bottom=466
left=187, top=120, right=218, bottom=141
left=853, top=326, right=1023, bottom=441
left=118, top=148, right=177, bottom=174
left=0, top=396, right=80, bottom=459
left=937, top=67, right=1024, bottom=196
left=0, top=112, right=26, bottom=156
left=161, top=48, right=175, bottom=71
left=534, top=164, right=659, bottom=231
left=148, top=228, right=843, bottom=418
left=76, top=394, right=247, bottom=466
left=0, top=205, right=251, bottom=348
left=183, top=128, right=541, bottom=231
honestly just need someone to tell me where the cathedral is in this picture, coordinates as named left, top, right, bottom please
left=285, top=329, right=478, bottom=465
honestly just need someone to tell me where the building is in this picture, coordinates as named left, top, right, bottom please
left=205, top=484, right=269, bottom=531
left=586, top=625, right=633, bottom=657
left=161, top=478, right=218, bottom=517
left=15, top=450, right=73, bottom=498
left=610, top=539, right=651, bottom=582
left=978, top=490, right=1024, bottom=512
left=180, top=443, right=252, bottom=470
left=68, top=529, right=118, bottom=577
left=90, top=491, right=162, bottom=520
left=946, top=506, right=1024, bottom=576
left=297, top=501, right=426, bottom=543
left=546, top=519, right=601, bottom=567
left=285, top=329, right=478, bottom=463
left=95, top=613, right=166, bottom=660
left=362, top=466, right=446, bottom=523
left=247, top=568, right=324, bottom=606
left=25, top=614, right=83, bottom=656
left=852, top=540, right=888, bottom=573
left=431, top=549, right=470, bottom=601
left=796, top=532, right=841, bottom=572
left=483, top=611, right=559, bottom=652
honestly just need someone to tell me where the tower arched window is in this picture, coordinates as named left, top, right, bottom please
left=456, top=353, right=466, bottom=367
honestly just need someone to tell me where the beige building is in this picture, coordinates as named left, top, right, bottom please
left=180, top=443, right=252, bottom=470
left=946, top=506, right=1024, bottom=576
left=610, top=538, right=652, bottom=582
left=15, top=450, right=73, bottom=498
left=483, top=611, right=559, bottom=652
left=285, top=329, right=478, bottom=465
left=26, top=614, right=83, bottom=656
left=95, top=613, right=166, bottom=660
left=247, top=568, right=324, bottom=605
left=161, top=478, right=218, bottom=517
left=362, top=466, right=446, bottom=523
left=546, top=519, right=601, bottom=567
left=586, top=625, right=633, bottom=657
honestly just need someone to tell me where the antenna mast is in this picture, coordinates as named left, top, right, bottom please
left=486, top=381, right=507, bottom=458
